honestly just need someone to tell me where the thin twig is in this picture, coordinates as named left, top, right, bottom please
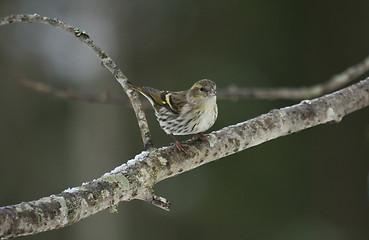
left=219, top=55, right=369, bottom=100
left=15, top=55, right=369, bottom=105
left=217, top=54, right=369, bottom=100
left=1, top=77, right=368, bottom=239
left=15, top=72, right=134, bottom=107
left=0, top=13, right=153, bottom=149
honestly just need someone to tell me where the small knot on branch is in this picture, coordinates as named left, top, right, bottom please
left=139, top=189, right=171, bottom=211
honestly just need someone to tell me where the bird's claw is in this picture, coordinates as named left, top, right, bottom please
left=196, top=133, right=209, bottom=145
left=172, top=140, right=188, bottom=153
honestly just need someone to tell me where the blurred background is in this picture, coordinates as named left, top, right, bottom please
left=0, top=1, right=368, bottom=239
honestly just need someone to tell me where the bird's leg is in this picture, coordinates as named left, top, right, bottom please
left=196, top=133, right=209, bottom=144
left=170, top=134, right=188, bottom=153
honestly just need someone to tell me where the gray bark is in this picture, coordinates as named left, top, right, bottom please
left=1, top=78, right=368, bottom=239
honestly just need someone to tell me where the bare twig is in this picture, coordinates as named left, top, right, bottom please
left=1, top=77, right=368, bottom=239
left=14, top=56, right=369, bottom=105
left=217, top=57, right=369, bottom=100
left=220, top=55, right=369, bottom=100
left=15, top=73, right=134, bottom=107
left=0, top=13, right=153, bottom=149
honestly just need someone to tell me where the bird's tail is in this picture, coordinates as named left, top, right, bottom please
left=127, top=81, right=162, bottom=107
left=127, top=81, right=142, bottom=92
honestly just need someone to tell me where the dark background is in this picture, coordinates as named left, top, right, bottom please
left=0, top=1, right=368, bottom=239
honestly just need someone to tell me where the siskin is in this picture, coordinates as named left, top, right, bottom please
left=130, top=79, right=218, bottom=151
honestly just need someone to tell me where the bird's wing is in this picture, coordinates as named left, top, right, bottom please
left=165, top=91, right=187, bottom=113
left=139, top=87, right=187, bottom=114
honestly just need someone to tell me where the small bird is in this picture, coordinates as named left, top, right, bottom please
left=130, top=79, right=218, bottom=151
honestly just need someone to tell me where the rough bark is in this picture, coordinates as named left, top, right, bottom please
left=1, top=78, right=368, bottom=239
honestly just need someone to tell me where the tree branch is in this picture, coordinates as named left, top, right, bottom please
left=218, top=55, right=369, bottom=100
left=0, top=13, right=153, bottom=149
left=1, top=77, right=368, bottom=239
left=14, top=72, right=135, bottom=107
left=13, top=55, right=369, bottom=105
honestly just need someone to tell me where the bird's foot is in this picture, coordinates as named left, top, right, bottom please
left=170, top=134, right=188, bottom=153
left=196, top=133, right=209, bottom=145
left=173, top=140, right=188, bottom=153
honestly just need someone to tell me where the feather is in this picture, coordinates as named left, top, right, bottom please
left=136, top=86, right=187, bottom=114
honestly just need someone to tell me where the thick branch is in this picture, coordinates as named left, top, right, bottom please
left=1, top=77, right=368, bottom=239
left=0, top=13, right=153, bottom=149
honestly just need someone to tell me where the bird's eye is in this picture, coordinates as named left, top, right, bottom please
left=200, top=87, right=205, bottom=92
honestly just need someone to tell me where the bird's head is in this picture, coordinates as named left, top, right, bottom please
left=187, top=79, right=217, bottom=103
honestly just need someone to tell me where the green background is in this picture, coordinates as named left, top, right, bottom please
left=0, top=1, right=368, bottom=239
